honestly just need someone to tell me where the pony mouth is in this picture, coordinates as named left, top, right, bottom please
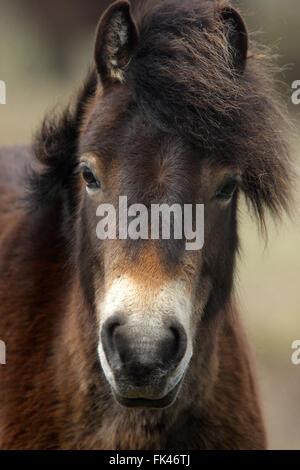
left=113, top=378, right=183, bottom=409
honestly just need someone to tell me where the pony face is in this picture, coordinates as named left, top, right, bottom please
left=79, top=93, right=241, bottom=408
left=71, top=0, right=291, bottom=410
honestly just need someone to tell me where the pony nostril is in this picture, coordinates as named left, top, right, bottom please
left=107, top=320, right=120, bottom=337
left=165, top=322, right=187, bottom=368
left=101, top=315, right=123, bottom=365
left=106, top=318, right=121, bottom=342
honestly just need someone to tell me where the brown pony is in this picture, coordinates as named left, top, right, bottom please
left=0, top=0, right=293, bottom=450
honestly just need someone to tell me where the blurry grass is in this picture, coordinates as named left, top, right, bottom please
left=0, top=0, right=299, bottom=450
left=238, top=204, right=300, bottom=361
left=237, top=184, right=300, bottom=450
left=0, top=1, right=92, bottom=146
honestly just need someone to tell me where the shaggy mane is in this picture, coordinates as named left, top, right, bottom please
left=29, top=0, right=294, bottom=228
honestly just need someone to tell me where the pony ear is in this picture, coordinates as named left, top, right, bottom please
left=94, top=0, right=138, bottom=88
left=219, top=6, right=248, bottom=72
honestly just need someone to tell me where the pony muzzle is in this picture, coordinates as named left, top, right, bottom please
left=99, top=314, right=189, bottom=408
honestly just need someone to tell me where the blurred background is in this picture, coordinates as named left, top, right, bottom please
left=0, top=0, right=299, bottom=450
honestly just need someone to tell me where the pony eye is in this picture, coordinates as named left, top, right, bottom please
left=215, top=178, right=239, bottom=201
left=81, top=165, right=101, bottom=192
